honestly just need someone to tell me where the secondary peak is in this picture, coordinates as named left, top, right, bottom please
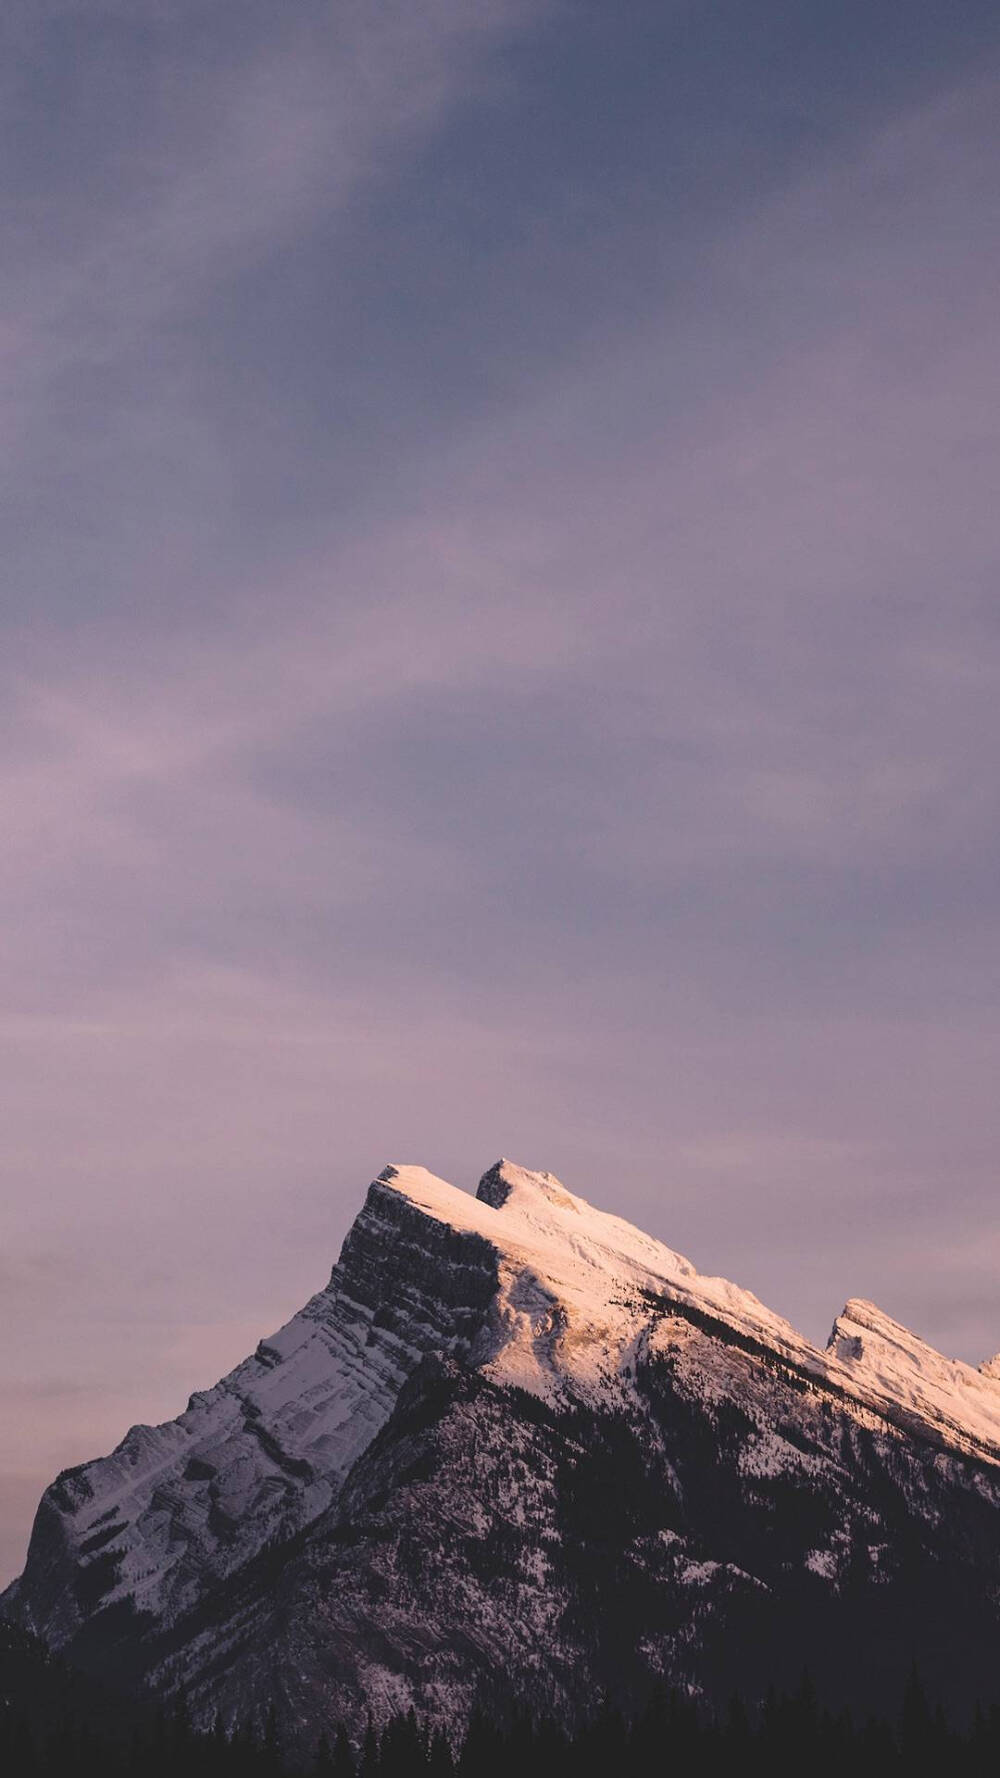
left=476, top=1158, right=581, bottom=1213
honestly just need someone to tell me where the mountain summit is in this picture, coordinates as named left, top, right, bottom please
left=6, top=1161, right=1000, bottom=1745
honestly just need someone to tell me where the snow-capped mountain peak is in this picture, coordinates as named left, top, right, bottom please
left=825, top=1295, right=1000, bottom=1456
left=475, top=1157, right=579, bottom=1211
left=377, top=1163, right=1000, bottom=1461
left=7, top=1156, right=1000, bottom=1746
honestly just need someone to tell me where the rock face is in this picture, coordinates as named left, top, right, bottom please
left=6, top=1160, right=1000, bottom=1747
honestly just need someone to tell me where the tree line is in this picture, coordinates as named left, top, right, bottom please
left=4, top=1621, right=1000, bottom=1778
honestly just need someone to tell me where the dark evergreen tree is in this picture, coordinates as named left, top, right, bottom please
left=314, top=1729, right=336, bottom=1775
left=426, top=1723, right=454, bottom=1778
left=331, top=1720, right=358, bottom=1778
left=381, top=1708, right=425, bottom=1778
left=359, top=1713, right=381, bottom=1778
left=458, top=1707, right=504, bottom=1778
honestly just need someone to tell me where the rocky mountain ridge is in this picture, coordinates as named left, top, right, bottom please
left=6, top=1160, right=1000, bottom=1745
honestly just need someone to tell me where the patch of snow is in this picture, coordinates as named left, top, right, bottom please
left=804, top=1549, right=838, bottom=1581
left=676, top=1558, right=721, bottom=1587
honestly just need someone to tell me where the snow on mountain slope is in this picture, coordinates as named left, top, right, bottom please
left=5, top=1172, right=501, bottom=1644
left=826, top=1298, right=1000, bottom=1459
left=386, top=1159, right=1000, bottom=1462
left=119, top=1163, right=1000, bottom=1744
left=7, top=1155, right=1000, bottom=1670
left=392, top=1158, right=827, bottom=1401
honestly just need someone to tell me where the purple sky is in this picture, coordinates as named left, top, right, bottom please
left=3, top=0, right=1000, bottom=1584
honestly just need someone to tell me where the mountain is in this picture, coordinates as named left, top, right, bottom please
left=6, top=1159, right=1000, bottom=1751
